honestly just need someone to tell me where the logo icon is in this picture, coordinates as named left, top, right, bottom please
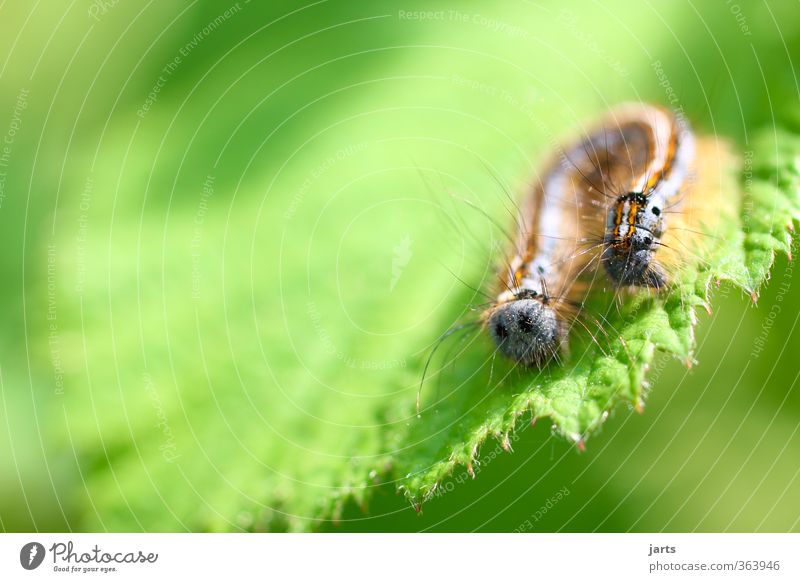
left=390, top=235, right=413, bottom=292
left=19, top=542, right=45, bottom=570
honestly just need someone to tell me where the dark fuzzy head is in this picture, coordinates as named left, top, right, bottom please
left=602, top=229, right=665, bottom=288
left=604, top=192, right=666, bottom=288
left=487, top=299, right=562, bottom=366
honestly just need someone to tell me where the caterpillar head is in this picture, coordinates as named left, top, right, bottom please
left=603, top=193, right=666, bottom=288
left=487, top=299, right=561, bottom=366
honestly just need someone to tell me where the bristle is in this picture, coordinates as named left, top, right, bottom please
left=482, top=110, right=614, bottom=366
left=659, top=137, right=738, bottom=283
left=429, top=105, right=737, bottom=386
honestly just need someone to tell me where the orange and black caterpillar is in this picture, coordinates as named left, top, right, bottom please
left=483, top=118, right=614, bottom=365
left=600, top=104, right=696, bottom=288
left=485, top=102, right=730, bottom=365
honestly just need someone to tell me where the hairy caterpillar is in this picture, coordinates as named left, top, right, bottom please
left=421, top=103, right=729, bottom=398
left=580, top=103, right=734, bottom=293
left=486, top=102, right=730, bottom=364
left=598, top=104, right=710, bottom=288
left=483, top=122, right=616, bottom=366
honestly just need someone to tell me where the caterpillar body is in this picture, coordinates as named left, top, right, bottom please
left=600, top=104, right=696, bottom=288
left=486, top=103, right=729, bottom=365
left=485, top=120, right=614, bottom=365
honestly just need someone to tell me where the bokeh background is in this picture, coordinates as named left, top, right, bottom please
left=1, top=0, right=799, bottom=532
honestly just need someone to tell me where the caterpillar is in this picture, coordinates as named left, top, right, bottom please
left=417, top=103, right=732, bottom=411
left=485, top=102, right=730, bottom=365
left=483, top=122, right=614, bottom=366
left=600, top=104, right=697, bottom=288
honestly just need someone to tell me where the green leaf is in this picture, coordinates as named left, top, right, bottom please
left=391, top=126, right=800, bottom=508
left=17, top=1, right=800, bottom=532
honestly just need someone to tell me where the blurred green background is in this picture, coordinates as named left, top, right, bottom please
left=1, top=0, right=799, bottom=532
